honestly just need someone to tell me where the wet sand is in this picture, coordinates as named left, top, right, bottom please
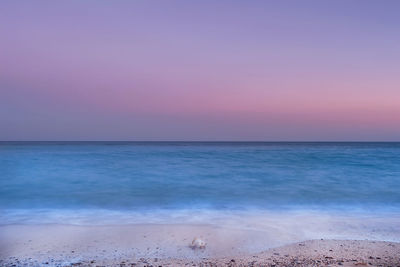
left=1, top=224, right=399, bottom=266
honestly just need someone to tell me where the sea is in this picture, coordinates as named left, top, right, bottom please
left=1, top=142, right=399, bottom=241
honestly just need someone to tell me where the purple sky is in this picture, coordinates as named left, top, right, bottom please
left=1, top=0, right=400, bottom=141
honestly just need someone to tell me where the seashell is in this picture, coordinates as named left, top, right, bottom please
left=190, top=237, right=206, bottom=249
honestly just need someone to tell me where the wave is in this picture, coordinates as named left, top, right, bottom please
left=1, top=208, right=400, bottom=243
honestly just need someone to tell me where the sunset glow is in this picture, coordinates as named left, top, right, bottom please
left=1, top=1, right=400, bottom=140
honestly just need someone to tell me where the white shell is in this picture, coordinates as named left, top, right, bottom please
left=190, top=237, right=206, bottom=249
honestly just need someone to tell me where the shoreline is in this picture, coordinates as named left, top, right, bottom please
left=2, top=240, right=399, bottom=267
left=1, top=224, right=400, bottom=266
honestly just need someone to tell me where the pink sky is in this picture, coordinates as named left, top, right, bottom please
left=1, top=1, right=400, bottom=141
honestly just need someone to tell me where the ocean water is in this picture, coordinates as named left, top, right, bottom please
left=1, top=142, right=400, bottom=238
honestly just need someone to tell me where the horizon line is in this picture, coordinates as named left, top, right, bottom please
left=1, top=140, right=400, bottom=143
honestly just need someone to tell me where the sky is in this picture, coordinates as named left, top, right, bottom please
left=1, top=0, right=400, bottom=141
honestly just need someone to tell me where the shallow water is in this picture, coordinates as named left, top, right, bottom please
left=1, top=142, right=399, bottom=229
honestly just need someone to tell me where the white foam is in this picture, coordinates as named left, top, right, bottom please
left=1, top=208, right=400, bottom=243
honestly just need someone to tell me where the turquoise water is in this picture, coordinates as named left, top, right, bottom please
left=1, top=142, right=400, bottom=224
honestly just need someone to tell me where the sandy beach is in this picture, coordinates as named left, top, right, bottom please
left=3, top=0, right=400, bottom=264
left=1, top=224, right=399, bottom=266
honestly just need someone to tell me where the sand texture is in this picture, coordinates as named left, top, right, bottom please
left=0, top=224, right=399, bottom=266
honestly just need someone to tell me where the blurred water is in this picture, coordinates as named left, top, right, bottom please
left=1, top=142, right=400, bottom=224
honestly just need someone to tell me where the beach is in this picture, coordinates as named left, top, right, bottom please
left=3, top=0, right=400, bottom=264
left=1, top=224, right=399, bottom=266
left=1, top=142, right=400, bottom=266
